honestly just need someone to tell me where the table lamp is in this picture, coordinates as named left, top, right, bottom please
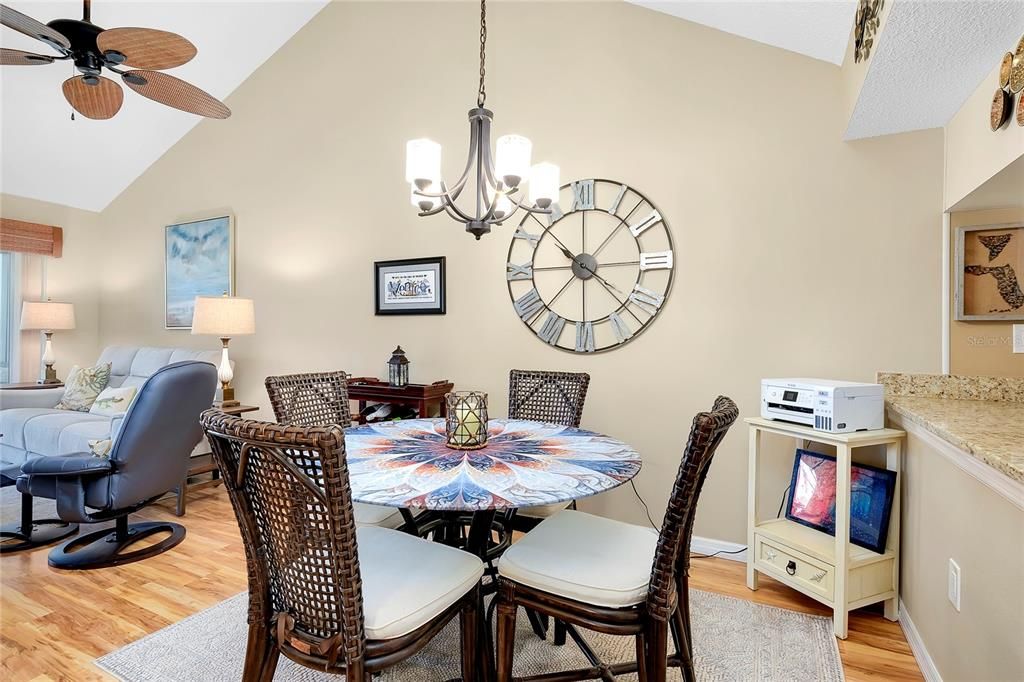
left=20, top=299, right=76, bottom=384
left=191, top=294, right=255, bottom=407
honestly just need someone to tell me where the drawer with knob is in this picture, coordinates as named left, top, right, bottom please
left=753, top=534, right=834, bottom=602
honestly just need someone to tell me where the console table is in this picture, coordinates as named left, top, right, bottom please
left=745, top=417, right=904, bottom=639
left=347, top=377, right=454, bottom=424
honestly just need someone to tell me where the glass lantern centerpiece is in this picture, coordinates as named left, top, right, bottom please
left=388, top=346, right=409, bottom=387
left=445, top=391, right=489, bottom=450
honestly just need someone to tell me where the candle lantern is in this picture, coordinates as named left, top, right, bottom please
left=445, top=391, right=489, bottom=450
left=387, top=346, right=410, bottom=387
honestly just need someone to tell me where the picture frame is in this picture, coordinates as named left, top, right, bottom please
left=954, top=223, right=1024, bottom=321
left=164, top=215, right=235, bottom=329
left=374, top=257, right=446, bottom=316
left=785, top=449, right=896, bottom=554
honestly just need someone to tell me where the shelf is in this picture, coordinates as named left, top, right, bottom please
left=754, top=518, right=893, bottom=568
left=744, top=417, right=904, bottom=446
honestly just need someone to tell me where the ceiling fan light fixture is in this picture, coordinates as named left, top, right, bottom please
left=103, top=49, right=125, bottom=64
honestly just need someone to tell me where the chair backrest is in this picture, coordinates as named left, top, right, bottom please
left=646, top=396, right=739, bottom=620
left=200, top=411, right=365, bottom=663
left=108, top=361, right=218, bottom=508
left=507, top=369, right=590, bottom=427
left=265, top=371, right=351, bottom=427
left=98, top=345, right=224, bottom=390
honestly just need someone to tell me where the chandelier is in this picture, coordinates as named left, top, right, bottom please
left=404, top=0, right=559, bottom=240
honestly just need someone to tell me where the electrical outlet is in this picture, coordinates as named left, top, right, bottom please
left=948, top=559, right=961, bottom=611
left=1013, top=325, right=1024, bottom=354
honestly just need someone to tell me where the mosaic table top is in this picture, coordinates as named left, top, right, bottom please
left=345, top=418, right=642, bottom=512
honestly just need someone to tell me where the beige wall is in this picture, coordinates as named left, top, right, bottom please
left=897, top=420, right=1024, bottom=681
left=949, top=207, right=1024, bottom=377
left=944, top=61, right=1024, bottom=211
left=94, top=1, right=944, bottom=542
left=0, top=194, right=101, bottom=382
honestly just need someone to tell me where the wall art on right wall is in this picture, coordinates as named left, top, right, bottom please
left=955, top=223, right=1024, bottom=321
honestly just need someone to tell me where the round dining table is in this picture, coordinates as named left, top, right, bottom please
left=344, top=418, right=642, bottom=559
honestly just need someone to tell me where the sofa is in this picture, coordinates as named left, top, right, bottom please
left=0, top=346, right=224, bottom=480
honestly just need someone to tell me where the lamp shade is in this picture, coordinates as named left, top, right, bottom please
left=190, top=296, right=255, bottom=336
left=20, top=301, right=75, bottom=331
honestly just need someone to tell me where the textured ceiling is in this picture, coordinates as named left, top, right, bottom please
left=626, top=0, right=858, bottom=64
left=0, top=1, right=328, bottom=211
left=846, top=0, right=1024, bottom=140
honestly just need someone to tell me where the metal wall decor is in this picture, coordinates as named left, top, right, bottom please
left=506, top=179, right=674, bottom=354
left=853, top=0, right=884, bottom=64
left=403, top=0, right=560, bottom=240
left=992, top=34, right=1024, bottom=131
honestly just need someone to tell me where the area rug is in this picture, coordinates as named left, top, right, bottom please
left=96, top=589, right=843, bottom=681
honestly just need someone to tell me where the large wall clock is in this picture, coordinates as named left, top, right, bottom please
left=505, top=178, right=674, bottom=353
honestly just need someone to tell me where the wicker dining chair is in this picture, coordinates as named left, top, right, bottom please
left=495, top=396, right=739, bottom=682
left=265, top=371, right=408, bottom=530
left=507, top=369, right=591, bottom=528
left=200, top=411, right=486, bottom=682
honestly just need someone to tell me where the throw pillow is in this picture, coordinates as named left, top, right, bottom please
left=88, top=438, right=113, bottom=458
left=89, top=385, right=138, bottom=417
left=55, top=362, right=112, bottom=412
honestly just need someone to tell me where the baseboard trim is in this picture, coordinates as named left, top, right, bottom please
left=690, top=535, right=747, bottom=563
left=899, top=600, right=942, bottom=682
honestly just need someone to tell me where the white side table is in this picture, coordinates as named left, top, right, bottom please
left=745, top=417, right=904, bottom=639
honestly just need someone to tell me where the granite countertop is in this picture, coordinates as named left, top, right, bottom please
left=878, top=373, right=1024, bottom=483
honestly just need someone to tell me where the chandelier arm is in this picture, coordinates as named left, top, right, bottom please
left=442, top=196, right=478, bottom=224
left=502, top=188, right=553, bottom=216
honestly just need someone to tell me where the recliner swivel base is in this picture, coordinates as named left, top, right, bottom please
left=48, top=516, right=185, bottom=570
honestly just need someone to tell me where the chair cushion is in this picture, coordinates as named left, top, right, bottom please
left=497, top=510, right=658, bottom=608
left=357, top=525, right=484, bottom=640
left=353, top=503, right=405, bottom=529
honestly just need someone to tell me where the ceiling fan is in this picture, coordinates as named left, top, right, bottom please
left=0, top=0, right=230, bottom=120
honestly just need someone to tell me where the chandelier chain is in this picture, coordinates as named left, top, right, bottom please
left=477, top=0, right=487, bottom=107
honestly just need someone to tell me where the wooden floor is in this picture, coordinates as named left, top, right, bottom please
left=0, top=488, right=922, bottom=682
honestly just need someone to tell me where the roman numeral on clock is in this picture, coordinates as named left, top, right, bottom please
left=575, top=321, right=595, bottom=353
left=506, top=262, right=533, bottom=281
left=514, top=227, right=540, bottom=248
left=569, top=179, right=595, bottom=211
left=537, top=312, right=566, bottom=345
left=608, top=312, right=633, bottom=344
left=607, top=184, right=627, bottom=215
left=628, top=284, right=665, bottom=316
left=514, top=287, right=544, bottom=321
left=640, top=250, right=673, bottom=271
left=628, top=210, right=662, bottom=237
left=547, top=203, right=564, bottom=226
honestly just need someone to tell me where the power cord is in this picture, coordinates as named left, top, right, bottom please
left=630, top=478, right=749, bottom=559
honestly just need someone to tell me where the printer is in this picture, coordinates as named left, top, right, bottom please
left=760, top=378, right=884, bottom=433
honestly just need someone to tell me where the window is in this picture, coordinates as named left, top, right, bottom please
left=0, top=251, right=18, bottom=383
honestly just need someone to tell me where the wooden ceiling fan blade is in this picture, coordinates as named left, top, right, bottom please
left=97, top=27, right=196, bottom=70
left=122, top=70, right=230, bottom=119
left=62, top=75, right=123, bottom=120
left=0, top=4, right=70, bottom=52
left=1, top=47, right=54, bottom=65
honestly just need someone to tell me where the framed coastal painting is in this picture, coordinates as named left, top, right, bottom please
left=955, top=223, right=1024, bottom=321
left=785, top=449, right=896, bottom=554
left=374, top=256, right=446, bottom=315
left=165, top=215, right=235, bottom=329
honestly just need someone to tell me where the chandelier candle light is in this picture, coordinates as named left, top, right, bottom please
left=405, top=0, right=560, bottom=239
left=445, top=391, right=489, bottom=450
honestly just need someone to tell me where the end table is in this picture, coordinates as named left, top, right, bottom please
left=176, top=403, right=259, bottom=515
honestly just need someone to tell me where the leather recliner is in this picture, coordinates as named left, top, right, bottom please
left=15, top=360, right=217, bottom=569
